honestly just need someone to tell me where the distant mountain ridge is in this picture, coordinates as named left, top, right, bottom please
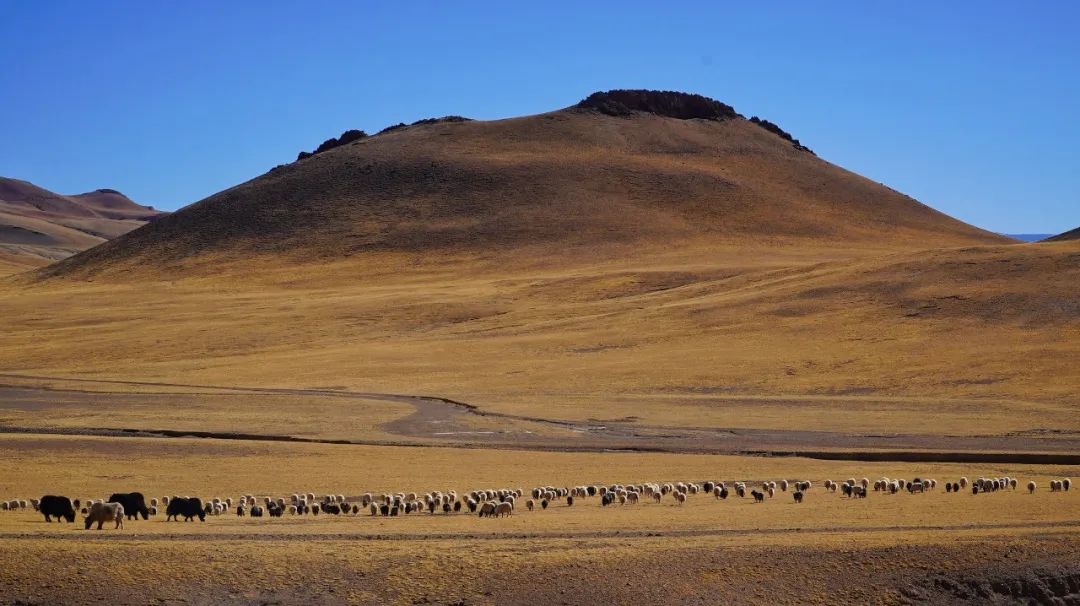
left=0, top=177, right=166, bottom=274
left=1004, top=234, right=1054, bottom=242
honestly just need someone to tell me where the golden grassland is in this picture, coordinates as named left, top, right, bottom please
left=2, top=434, right=1076, bottom=525
left=0, top=435, right=1077, bottom=604
left=0, top=241, right=1077, bottom=445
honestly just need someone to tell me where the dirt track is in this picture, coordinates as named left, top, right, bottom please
left=2, top=374, right=1079, bottom=463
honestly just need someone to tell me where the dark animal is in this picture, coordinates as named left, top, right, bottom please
left=567, top=495, right=574, bottom=507
left=793, top=491, right=804, bottom=503
left=541, top=499, right=549, bottom=509
left=39, top=495, right=76, bottom=523
left=236, top=505, right=245, bottom=516
left=587, top=486, right=597, bottom=496
left=751, top=490, right=764, bottom=503
left=166, top=497, right=206, bottom=522
left=108, top=492, right=150, bottom=520
left=719, top=488, right=729, bottom=499
left=320, top=503, right=341, bottom=515
left=453, top=500, right=462, bottom=512
left=380, top=504, right=390, bottom=516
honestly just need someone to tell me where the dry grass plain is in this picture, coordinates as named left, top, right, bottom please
left=1, top=106, right=1078, bottom=603
left=0, top=434, right=1078, bottom=604
left=1, top=240, right=1077, bottom=603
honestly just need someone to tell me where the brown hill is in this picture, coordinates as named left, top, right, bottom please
left=0, top=177, right=166, bottom=273
left=41, top=90, right=1007, bottom=279
left=1043, top=226, right=1080, bottom=242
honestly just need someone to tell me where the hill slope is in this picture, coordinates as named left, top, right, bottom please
left=42, top=90, right=1008, bottom=279
left=1044, top=226, right=1080, bottom=242
left=0, top=177, right=165, bottom=273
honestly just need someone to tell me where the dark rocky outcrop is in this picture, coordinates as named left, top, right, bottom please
left=749, top=116, right=814, bottom=154
left=575, top=89, right=740, bottom=121
left=297, top=129, right=369, bottom=161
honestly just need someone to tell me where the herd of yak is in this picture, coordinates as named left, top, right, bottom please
left=2, top=474, right=1071, bottom=530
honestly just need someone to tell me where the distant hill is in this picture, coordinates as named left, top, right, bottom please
left=0, top=177, right=165, bottom=274
left=1004, top=234, right=1053, bottom=242
left=1043, top=227, right=1080, bottom=242
left=41, top=90, right=1008, bottom=280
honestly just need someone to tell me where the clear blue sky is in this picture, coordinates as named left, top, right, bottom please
left=2, top=1, right=1077, bottom=233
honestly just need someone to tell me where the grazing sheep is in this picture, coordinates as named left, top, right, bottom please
left=1064, top=479, right=1072, bottom=492
left=780, top=480, right=789, bottom=492
left=541, top=499, right=549, bottom=510
left=674, top=492, right=686, bottom=505
left=567, top=495, right=575, bottom=507
left=494, top=502, right=513, bottom=517
left=959, top=477, right=968, bottom=489
left=652, top=492, right=662, bottom=504
left=751, top=490, right=764, bottom=503
left=793, top=491, right=804, bottom=503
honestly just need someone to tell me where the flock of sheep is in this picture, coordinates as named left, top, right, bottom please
left=1, top=474, right=1070, bottom=530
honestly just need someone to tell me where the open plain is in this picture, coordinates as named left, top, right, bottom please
left=1, top=92, right=1078, bottom=604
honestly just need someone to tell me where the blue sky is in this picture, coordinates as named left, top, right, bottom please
left=1, top=1, right=1077, bottom=233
